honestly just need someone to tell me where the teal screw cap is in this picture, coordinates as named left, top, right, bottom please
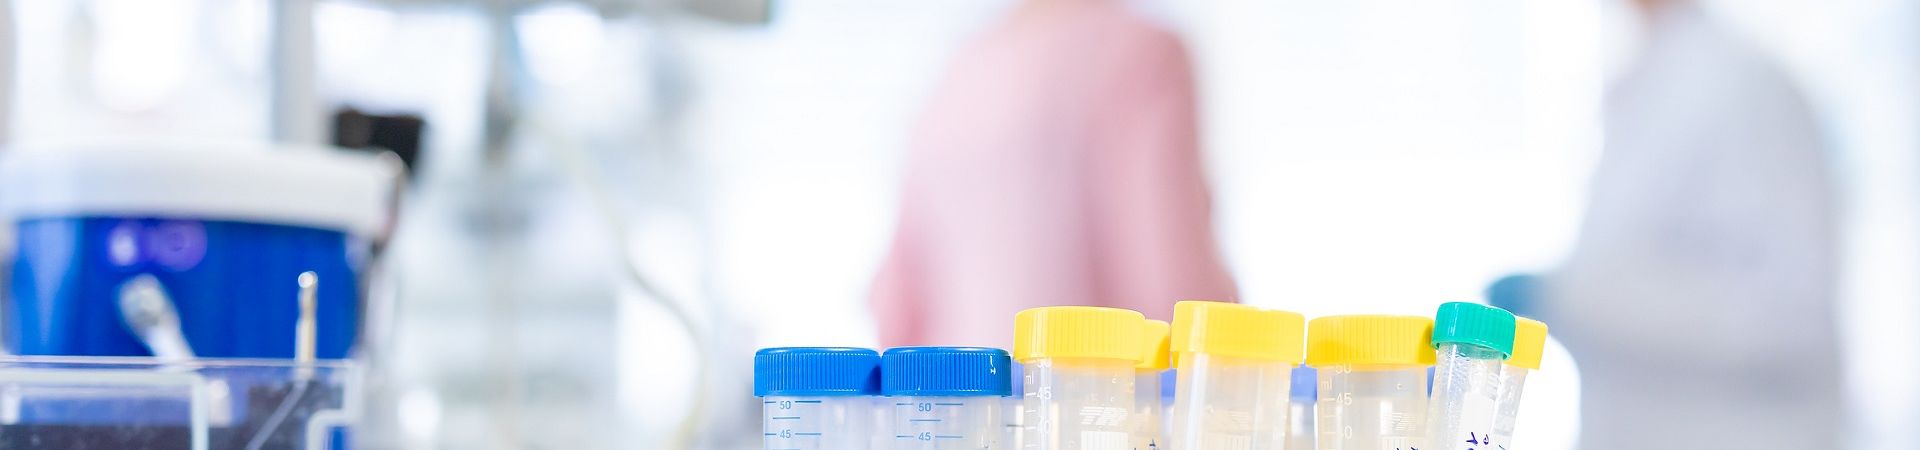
left=1431, top=302, right=1517, bottom=358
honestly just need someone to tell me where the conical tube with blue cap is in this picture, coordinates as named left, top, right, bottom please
left=882, top=347, right=1014, bottom=449
left=757, top=347, right=882, bottom=450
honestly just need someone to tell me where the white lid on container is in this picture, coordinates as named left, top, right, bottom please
left=0, top=139, right=400, bottom=237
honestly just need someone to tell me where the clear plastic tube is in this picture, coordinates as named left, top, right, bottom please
left=1134, top=370, right=1165, bottom=449
left=763, top=396, right=874, bottom=450
left=1494, top=316, right=1546, bottom=448
left=1490, top=365, right=1529, bottom=446
left=1424, top=343, right=1506, bottom=450
left=1314, top=364, right=1427, bottom=450
left=1170, top=353, right=1291, bottom=449
left=891, top=396, right=1000, bottom=449
left=1006, top=363, right=1026, bottom=447
left=876, top=396, right=897, bottom=449
left=1022, top=357, right=1136, bottom=450
left=1288, top=398, right=1314, bottom=450
left=1288, top=366, right=1317, bottom=450
left=1003, top=395, right=1025, bottom=447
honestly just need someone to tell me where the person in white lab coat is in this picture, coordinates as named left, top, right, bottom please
left=1548, top=0, right=1841, bottom=448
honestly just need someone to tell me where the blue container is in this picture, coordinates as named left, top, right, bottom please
left=9, top=218, right=363, bottom=358
left=0, top=141, right=398, bottom=360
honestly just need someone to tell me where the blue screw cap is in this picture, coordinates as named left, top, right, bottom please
left=1290, top=365, right=1318, bottom=402
left=755, top=347, right=881, bottom=397
left=881, top=347, right=1013, bottom=397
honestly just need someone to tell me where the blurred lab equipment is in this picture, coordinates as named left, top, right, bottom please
left=1548, top=1, right=1841, bottom=448
left=880, top=347, right=1012, bottom=449
left=1167, top=300, right=1302, bottom=450
left=1484, top=274, right=1542, bottom=319
left=118, top=274, right=197, bottom=363
left=870, top=0, right=1237, bottom=349
left=0, top=356, right=359, bottom=449
left=0, top=141, right=399, bottom=359
left=1132, top=320, right=1169, bottom=450
left=1492, top=317, right=1547, bottom=445
left=755, top=347, right=881, bottom=450
left=330, top=108, right=426, bottom=179
left=1423, top=302, right=1515, bottom=450
left=1306, top=315, right=1434, bottom=450
left=1013, top=306, right=1145, bottom=450
left=351, top=1, right=776, bottom=447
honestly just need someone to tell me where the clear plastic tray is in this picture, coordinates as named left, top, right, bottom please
left=0, top=356, right=359, bottom=450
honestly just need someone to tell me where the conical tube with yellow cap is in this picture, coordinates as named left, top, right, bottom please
left=1135, top=320, right=1172, bottom=450
left=1491, top=317, right=1547, bottom=447
left=1168, top=300, right=1306, bottom=450
left=1306, top=315, right=1435, bottom=450
left=1014, top=306, right=1146, bottom=450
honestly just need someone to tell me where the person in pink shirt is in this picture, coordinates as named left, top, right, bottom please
left=870, top=0, right=1238, bottom=349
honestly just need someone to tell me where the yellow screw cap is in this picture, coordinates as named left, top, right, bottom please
left=1306, top=315, right=1435, bottom=367
left=1170, top=301, right=1306, bottom=364
left=1014, top=306, right=1146, bottom=362
left=1507, top=317, right=1549, bottom=370
left=1138, top=320, right=1171, bottom=370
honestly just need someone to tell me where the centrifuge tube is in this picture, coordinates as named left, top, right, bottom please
left=1307, top=315, right=1435, bottom=450
left=1014, top=306, right=1146, bottom=450
left=1423, top=302, right=1516, bottom=450
left=757, top=347, right=881, bottom=450
left=1004, top=363, right=1026, bottom=448
left=1168, top=301, right=1304, bottom=450
left=1288, top=366, right=1317, bottom=450
left=1134, top=319, right=1171, bottom=450
left=1491, top=317, right=1546, bottom=447
left=882, top=347, right=1012, bottom=449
